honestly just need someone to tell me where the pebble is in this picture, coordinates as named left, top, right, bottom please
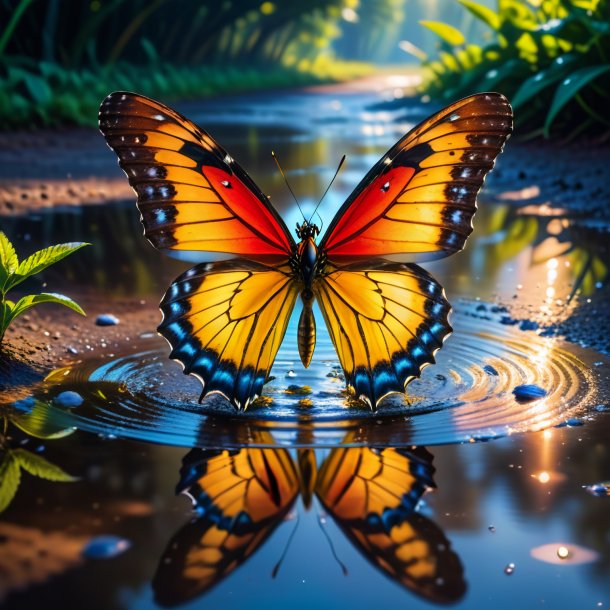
left=53, top=391, right=84, bottom=408
left=95, top=314, right=119, bottom=326
left=513, top=384, right=547, bottom=403
left=82, top=536, right=131, bottom=559
left=519, top=319, right=539, bottom=331
left=584, top=482, right=610, bottom=497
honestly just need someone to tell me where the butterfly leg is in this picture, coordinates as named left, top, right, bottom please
left=298, top=289, right=316, bottom=368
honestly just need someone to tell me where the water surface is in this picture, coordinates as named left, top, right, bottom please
left=1, top=78, right=609, bottom=610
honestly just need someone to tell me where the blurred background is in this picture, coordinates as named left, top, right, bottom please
left=1, top=0, right=609, bottom=139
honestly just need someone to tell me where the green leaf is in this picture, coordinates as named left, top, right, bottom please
left=14, top=449, right=78, bottom=482
left=23, top=73, right=53, bottom=106
left=0, top=453, right=21, bottom=513
left=420, top=21, right=466, bottom=46
left=0, top=232, right=18, bottom=291
left=8, top=293, right=86, bottom=325
left=545, top=64, right=610, bottom=136
left=512, top=54, right=579, bottom=108
left=458, top=0, right=500, bottom=30
left=6, top=242, right=89, bottom=291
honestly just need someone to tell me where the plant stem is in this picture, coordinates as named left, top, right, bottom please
left=0, top=0, right=35, bottom=57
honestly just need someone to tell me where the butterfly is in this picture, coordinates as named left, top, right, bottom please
left=99, top=91, right=512, bottom=410
left=152, top=439, right=466, bottom=606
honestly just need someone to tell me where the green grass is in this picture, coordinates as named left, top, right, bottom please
left=0, top=58, right=373, bottom=129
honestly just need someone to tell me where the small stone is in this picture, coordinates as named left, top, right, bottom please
left=95, top=314, right=119, bottom=326
left=53, top=391, right=84, bottom=408
left=82, top=536, right=131, bottom=559
left=513, top=384, right=547, bottom=403
left=519, top=319, right=539, bottom=331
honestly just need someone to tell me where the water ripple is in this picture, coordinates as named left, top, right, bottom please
left=19, top=305, right=609, bottom=448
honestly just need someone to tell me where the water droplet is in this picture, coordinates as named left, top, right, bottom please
left=221, top=180, right=231, bottom=188
left=488, top=525, right=496, bottom=533
left=82, top=535, right=131, bottom=559
left=380, top=181, right=390, bottom=192
left=286, top=369, right=296, bottom=378
left=557, top=546, right=570, bottom=559
left=504, top=562, right=515, bottom=575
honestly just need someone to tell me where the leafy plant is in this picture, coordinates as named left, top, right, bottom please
left=0, top=0, right=374, bottom=128
left=0, top=446, right=77, bottom=512
left=413, top=0, right=610, bottom=138
left=0, top=232, right=89, bottom=344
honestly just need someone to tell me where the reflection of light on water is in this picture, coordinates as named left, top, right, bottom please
left=530, top=470, right=566, bottom=484
left=533, top=471, right=550, bottom=484
left=361, top=124, right=386, bottom=137
left=531, top=543, right=599, bottom=565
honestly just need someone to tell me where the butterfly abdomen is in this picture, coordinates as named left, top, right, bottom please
left=298, top=289, right=316, bottom=368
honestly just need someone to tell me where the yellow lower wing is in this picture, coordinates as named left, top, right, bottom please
left=316, top=445, right=465, bottom=603
left=159, top=259, right=299, bottom=409
left=154, top=446, right=299, bottom=605
left=314, top=260, right=451, bottom=408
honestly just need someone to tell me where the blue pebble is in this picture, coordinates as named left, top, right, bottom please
left=513, top=384, right=547, bottom=403
left=554, top=418, right=584, bottom=428
left=12, top=396, right=35, bottom=412
left=53, top=391, right=84, bottom=408
left=82, top=536, right=131, bottom=559
left=519, top=320, right=539, bottom=331
left=95, top=314, right=120, bottom=326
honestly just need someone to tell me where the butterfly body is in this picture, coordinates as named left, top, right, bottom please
left=99, top=91, right=512, bottom=410
left=292, top=221, right=324, bottom=367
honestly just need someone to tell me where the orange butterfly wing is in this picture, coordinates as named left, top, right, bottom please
left=99, top=91, right=294, bottom=258
left=320, top=93, right=512, bottom=262
left=153, top=447, right=299, bottom=606
left=316, top=445, right=466, bottom=603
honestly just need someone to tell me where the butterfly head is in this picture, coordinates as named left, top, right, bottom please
left=295, top=221, right=320, bottom=242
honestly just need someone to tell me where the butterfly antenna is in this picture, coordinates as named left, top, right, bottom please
left=308, top=155, right=346, bottom=225
left=315, top=209, right=324, bottom=233
left=317, top=512, right=348, bottom=576
left=272, top=150, right=306, bottom=221
left=271, top=512, right=300, bottom=578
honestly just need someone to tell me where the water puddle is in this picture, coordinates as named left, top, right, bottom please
left=12, top=304, right=608, bottom=448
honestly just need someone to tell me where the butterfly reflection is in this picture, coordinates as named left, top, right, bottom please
left=153, top=440, right=466, bottom=606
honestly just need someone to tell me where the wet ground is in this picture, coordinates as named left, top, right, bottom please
left=1, top=75, right=609, bottom=609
